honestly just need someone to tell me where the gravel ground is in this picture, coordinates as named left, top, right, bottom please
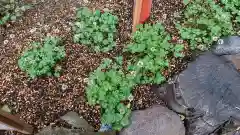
left=0, top=0, right=185, bottom=134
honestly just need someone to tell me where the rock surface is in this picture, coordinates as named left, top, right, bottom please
left=36, top=126, right=116, bottom=135
left=60, top=111, right=94, bottom=131
left=213, top=36, right=240, bottom=55
left=178, top=52, right=240, bottom=135
left=120, top=105, right=185, bottom=135
left=222, top=54, right=240, bottom=70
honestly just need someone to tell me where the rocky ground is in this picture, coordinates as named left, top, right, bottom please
left=0, top=0, right=187, bottom=134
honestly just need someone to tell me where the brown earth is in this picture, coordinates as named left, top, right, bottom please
left=0, top=0, right=185, bottom=134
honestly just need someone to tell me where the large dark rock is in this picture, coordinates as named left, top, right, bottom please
left=178, top=52, right=240, bottom=135
left=222, top=54, right=240, bottom=70
left=120, top=105, right=185, bottom=135
left=213, top=36, right=240, bottom=56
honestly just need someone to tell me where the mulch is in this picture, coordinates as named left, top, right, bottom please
left=0, top=0, right=186, bottom=134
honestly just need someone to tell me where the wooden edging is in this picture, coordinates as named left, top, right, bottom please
left=0, top=110, right=33, bottom=134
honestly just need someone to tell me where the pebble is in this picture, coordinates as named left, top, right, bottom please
left=162, top=14, right=167, bottom=20
left=83, top=0, right=89, bottom=3
left=103, top=8, right=112, bottom=12
left=4, top=40, right=9, bottom=45
left=61, top=84, right=68, bottom=91
left=30, top=28, right=37, bottom=33
left=9, top=34, right=15, bottom=39
left=53, top=28, right=60, bottom=34
left=44, top=25, right=50, bottom=31
left=83, top=78, right=88, bottom=83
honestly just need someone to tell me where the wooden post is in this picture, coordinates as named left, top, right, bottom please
left=132, top=0, right=152, bottom=33
left=0, top=110, right=33, bottom=134
left=132, top=0, right=143, bottom=33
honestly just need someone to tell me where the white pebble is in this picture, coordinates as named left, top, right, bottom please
left=218, top=39, right=224, bottom=45
left=83, top=0, right=89, bottom=3
left=3, top=40, right=9, bottom=45
left=9, top=34, right=15, bottom=39
left=30, top=28, right=37, bottom=33
left=83, top=78, right=89, bottom=83
left=54, top=28, right=60, bottom=33
left=61, top=84, right=68, bottom=91
left=162, top=14, right=167, bottom=20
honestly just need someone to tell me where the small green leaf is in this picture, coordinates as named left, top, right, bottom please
left=183, top=0, right=190, bottom=5
left=121, top=116, right=130, bottom=127
left=115, top=56, right=123, bottom=65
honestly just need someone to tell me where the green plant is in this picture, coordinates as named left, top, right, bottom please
left=18, top=36, right=65, bottom=78
left=177, top=0, right=234, bottom=50
left=86, top=58, right=135, bottom=130
left=124, top=23, right=185, bottom=84
left=221, top=0, right=240, bottom=23
left=73, top=7, right=118, bottom=52
left=0, top=0, right=31, bottom=25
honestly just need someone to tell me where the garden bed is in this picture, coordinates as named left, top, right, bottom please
left=0, top=0, right=186, bottom=133
left=2, top=0, right=239, bottom=134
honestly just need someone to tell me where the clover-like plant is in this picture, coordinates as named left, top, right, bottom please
left=73, top=7, right=118, bottom=52
left=177, top=0, right=234, bottom=50
left=18, top=36, right=65, bottom=78
left=86, top=58, right=135, bottom=130
left=0, top=0, right=31, bottom=25
left=125, top=23, right=185, bottom=84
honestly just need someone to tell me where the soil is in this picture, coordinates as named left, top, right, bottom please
left=0, top=0, right=185, bottom=134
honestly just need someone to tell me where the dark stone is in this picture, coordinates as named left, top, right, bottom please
left=60, top=111, right=94, bottom=131
left=213, top=36, right=240, bottom=56
left=120, top=105, right=185, bottom=135
left=37, top=126, right=116, bottom=135
left=221, top=54, right=240, bottom=70
left=177, top=52, right=240, bottom=135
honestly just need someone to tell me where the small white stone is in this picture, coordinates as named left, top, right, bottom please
left=83, top=0, right=89, bottom=3
left=30, top=28, right=37, bottom=33
left=237, top=31, right=240, bottom=35
left=103, top=8, right=112, bottom=12
left=66, top=27, right=71, bottom=32
left=178, top=39, right=184, bottom=44
left=138, top=99, right=142, bottom=104
left=54, top=28, right=60, bottom=33
left=212, top=37, right=219, bottom=41
left=61, top=84, right=68, bottom=91
left=83, top=78, right=89, bottom=83
left=44, top=25, right=49, bottom=31
left=128, top=94, right=134, bottom=101
left=162, top=14, right=167, bottom=20
left=218, top=39, right=224, bottom=45
left=197, top=44, right=207, bottom=51
left=9, top=34, right=15, bottom=39
left=71, top=7, right=77, bottom=11
left=130, top=71, right=136, bottom=76
left=47, top=33, right=51, bottom=37
left=3, top=40, right=9, bottom=45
